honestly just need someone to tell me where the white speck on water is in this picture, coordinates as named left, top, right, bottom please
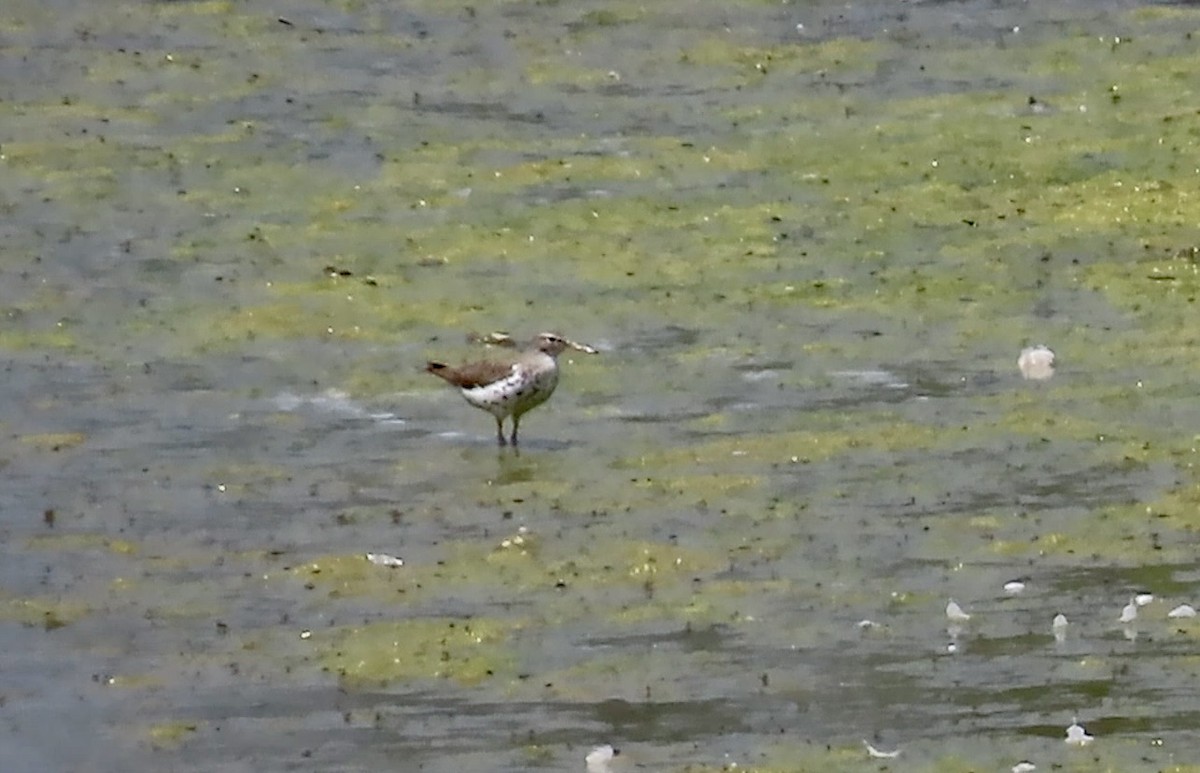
left=1052, top=613, right=1069, bottom=642
left=1065, top=718, right=1094, bottom=746
left=741, top=369, right=778, bottom=382
left=365, top=553, right=404, bottom=568
left=586, top=744, right=617, bottom=773
left=1120, top=597, right=1138, bottom=624
left=1017, top=344, right=1056, bottom=380
left=1135, top=593, right=1155, bottom=606
left=1012, top=762, right=1035, bottom=773
left=946, top=599, right=971, bottom=622
left=863, top=740, right=901, bottom=759
left=1168, top=604, right=1197, bottom=618
left=1004, top=580, right=1026, bottom=595
left=830, top=369, right=908, bottom=389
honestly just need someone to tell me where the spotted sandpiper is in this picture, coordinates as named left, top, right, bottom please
left=425, top=332, right=597, bottom=446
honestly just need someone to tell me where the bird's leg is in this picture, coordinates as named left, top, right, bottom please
left=510, top=415, right=521, bottom=447
left=495, top=417, right=507, bottom=446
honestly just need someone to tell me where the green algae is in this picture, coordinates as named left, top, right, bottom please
left=623, top=416, right=945, bottom=471
left=17, top=431, right=88, bottom=452
left=92, top=672, right=164, bottom=690
left=0, top=594, right=89, bottom=629
left=25, top=532, right=137, bottom=555
left=611, top=577, right=793, bottom=627
left=318, top=616, right=515, bottom=687
left=291, top=553, right=425, bottom=601
left=1087, top=252, right=1200, bottom=331
left=6, top=3, right=1199, bottom=363
left=524, top=61, right=623, bottom=89
left=197, top=460, right=295, bottom=495
left=0, top=113, right=158, bottom=174
left=680, top=34, right=886, bottom=79
left=0, top=328, right=77, bottom=351
left=146, top=721, right=199, bottom=748
left=293, top=536, right=725, bottom=607
left=1130, top=480, right=1200, bottom=533
left=10, top=0, right=1200, bottom=769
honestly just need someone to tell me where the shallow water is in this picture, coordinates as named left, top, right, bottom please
left=4, top=0, right=1200, bottom=770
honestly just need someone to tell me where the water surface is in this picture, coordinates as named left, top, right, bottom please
left=3, top=0, right=1200, bottom=770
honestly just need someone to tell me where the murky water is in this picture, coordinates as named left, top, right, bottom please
left=4, top=0, right=1200, bottom=770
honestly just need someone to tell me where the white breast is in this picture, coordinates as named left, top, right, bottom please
left=460, top=357, right=559, bottom=419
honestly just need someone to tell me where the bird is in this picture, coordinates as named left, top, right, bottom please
left=425, top=332, right=596, bottom=446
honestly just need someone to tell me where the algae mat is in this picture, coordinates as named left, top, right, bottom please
left=3, top=0, right=1200, bottom=771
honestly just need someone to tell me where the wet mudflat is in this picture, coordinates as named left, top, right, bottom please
left=4, top=0, right=1200, bottom=770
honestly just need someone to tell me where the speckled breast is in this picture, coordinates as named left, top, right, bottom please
left=462, top=357, right=559, bottom=418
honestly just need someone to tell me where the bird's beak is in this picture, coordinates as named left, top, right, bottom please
left=566, top=339, right=598, bottom=354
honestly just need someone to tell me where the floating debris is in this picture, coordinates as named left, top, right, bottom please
left=1052, top=613, right=1069, bottom=642
left=1003, top=580, right=1026, bottom=595
left=1017, top=344, right=1056, bottom=380
left=1168, top=604, right=1197, bottom=619
left=499, top=526, right=533, bottom=551
left=586, top=744, right=619, bottom=773
left=1065, top=718, right=1094, bottom=746
left=830, top=369, right=909, bottom=389
left=1119, top=597, right=1138, bottom=624
left=365, top=553, right=405, bottom=568
left=946, top=599, right=971, bottom=622
left=466, top=330, right=517, bottom=348
left=863, top=740, right=901, bottom=759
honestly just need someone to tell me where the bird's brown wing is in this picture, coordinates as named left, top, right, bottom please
left=425, top=359, right=515, bottom=389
